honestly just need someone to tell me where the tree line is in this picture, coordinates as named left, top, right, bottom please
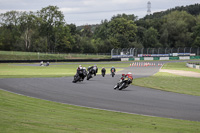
left=0, top=4, right=200, bottom=53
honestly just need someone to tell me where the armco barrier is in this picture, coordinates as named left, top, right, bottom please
left=127, top=56, right=200, bottom=61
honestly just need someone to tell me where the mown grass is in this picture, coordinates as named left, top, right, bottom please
left=162, top=62, right=200, bottom=73
left=0, top=62, right=125, bottom=78
left=0, top=50, right=110, bottom=60
left=1, top=89, right=200, bottom=133
left=1, top=61, right=200, bottom=132
left=133, top=62, right=200, bottom=96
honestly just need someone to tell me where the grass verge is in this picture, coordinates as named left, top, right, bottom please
left=162, top=62, right=200, bottom=73
left=133, top=62, right=200, bottom=96
left=1, top=89, right=200, bottom=133
left=0, top=62, right=126, bottom=78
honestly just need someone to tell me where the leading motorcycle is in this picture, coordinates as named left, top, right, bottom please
left=114, top=77, right=132, bottom=90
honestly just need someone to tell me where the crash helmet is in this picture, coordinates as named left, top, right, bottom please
left=83, top=67, right=86, bottom=70
left=122, top=74, right=125, bottom=76
left=128, top=72, right=132, bottom=75
left=79, top=65, right=82, bottom=67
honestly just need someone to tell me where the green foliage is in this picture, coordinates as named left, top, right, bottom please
left=143, top=27, right=161, bottom=48
left=1, top=4, right=200, bottom=54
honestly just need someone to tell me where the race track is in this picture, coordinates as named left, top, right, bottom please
left=0, top=61, right=200, bottom=121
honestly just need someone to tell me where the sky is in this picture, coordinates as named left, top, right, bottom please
left=0, top=0, right=199, bottom=26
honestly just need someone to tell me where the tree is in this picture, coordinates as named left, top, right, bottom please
left=37, top=5, right=65, bottom=52
left=143, top=27, right=161, bottom=48
left=108, top=17, right=137, bottom=48
left=18, top=11, right=37, bottom=51
left=160, top=11, right=195, bottom=47
left=0, top=11, right=21, bottom=50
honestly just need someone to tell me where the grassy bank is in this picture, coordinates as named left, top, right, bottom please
left=0, top=51, right=110, bottom=60
left=1, top=89, right=200, bottom=133
left=133, top=62, right=200, bottom=96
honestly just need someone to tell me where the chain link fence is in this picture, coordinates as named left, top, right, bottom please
left=111, top=47, right=200, bottom=58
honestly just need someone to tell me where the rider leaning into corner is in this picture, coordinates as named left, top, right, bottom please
left=88, top=65, right=98, bottom=76
left=114, top=72, right=133, bottom=89
left=76, top=65, right=86, bottom=80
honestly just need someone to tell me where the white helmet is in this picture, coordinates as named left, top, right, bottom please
left=79, top=65, right=82, bottom=67
left=128, top=72, right=132, bottom=74
left=83, top=67, right=86, bottom=69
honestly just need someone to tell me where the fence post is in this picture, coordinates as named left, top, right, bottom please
left=141, top=48, right=144, bottom=55
left=132, top=48, right=135, bottom=57
left=111, top=48, right=114, bottom=59
left=147, top=48, right=149, bottom=54
left=190, top=47, right=192, bottom=53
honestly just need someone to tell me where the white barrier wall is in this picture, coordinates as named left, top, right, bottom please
left=144, top=57, right=153, bottom=60
left=121, top=58, right=129, bottom=61
left=160, top=57, right=169, bottom=60
left=135, top=58, right=140, bottom=61
left=179, top=56, right=190, bottom=60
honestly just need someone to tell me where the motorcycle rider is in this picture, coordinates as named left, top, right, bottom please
left=114, top=72, right=133, bottom=89
left=110, top=66, right=116, bottom=73
left=46, top=61, right=50, bottom=66
left=125, top=72, right=133, bottom=84
left=93, top=65, right=98, bottom=76
left=40, top=61, right=44, bottom=66
left=88, top=65, right=98, bottom=76
left=82, top=67, right=87, bottom=80
left=110, top=66, right=116, bottom=77
left=73, top=65, right=84, bottom=82
left=101, top=67, right=106, bottom=76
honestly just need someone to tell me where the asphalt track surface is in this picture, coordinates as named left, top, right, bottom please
left=1, top=61, right=200, bottom=121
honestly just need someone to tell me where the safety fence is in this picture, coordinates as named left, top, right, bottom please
left=111, top=47, right=200, bottom=58
left=120, top=56, right=200, bottom=61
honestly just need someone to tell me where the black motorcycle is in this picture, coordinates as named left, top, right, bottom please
left=111, top=71, right=115, bottom=77
left=87, top=71, right=92, bottom=80
left=87, top=69, right=95, bottom=80
left=102, top=72, right=105, bottom=77
left=72, top=71, right=84, bottom=83
left=114, top=77, right=132, bottom=90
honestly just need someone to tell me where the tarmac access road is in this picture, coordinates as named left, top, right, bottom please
left=0, top=61, right=200, bottom=121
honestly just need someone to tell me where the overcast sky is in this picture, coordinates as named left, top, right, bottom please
left=0, top=0, right=199, bottom=26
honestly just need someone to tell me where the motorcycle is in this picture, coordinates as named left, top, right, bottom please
left=102, top=71, right=105, bottom=77
left=87, top=71, right=93, bottom=80
left=87, top=68, right=95, bottom=80
left=72, top=71, right=84, bottom=83
left=114, top=77, right=132, bottom=90
left=111, top=72, right=115, bottom=78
